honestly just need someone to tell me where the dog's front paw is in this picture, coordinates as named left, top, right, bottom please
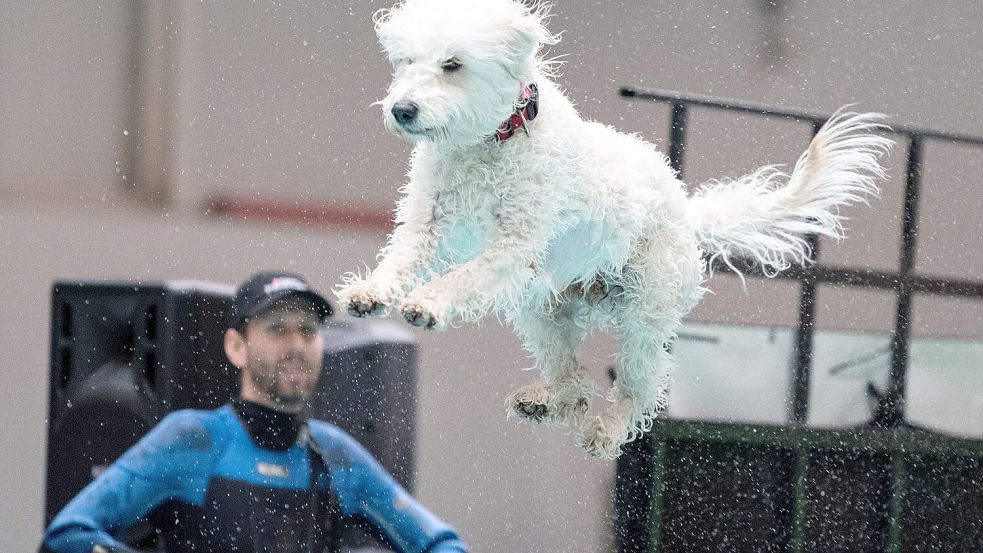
left=335, top=276, right=392, bottom=318
left=346, top=293, right=387, bottom=318
left=400, top=301, right=446, bottom=331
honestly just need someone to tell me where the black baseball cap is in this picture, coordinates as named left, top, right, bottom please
left=229, top=271, right=334, bottom=330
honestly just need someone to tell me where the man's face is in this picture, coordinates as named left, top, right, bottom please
left=233, top=297, right=325, bottom=411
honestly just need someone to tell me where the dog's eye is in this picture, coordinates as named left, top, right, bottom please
left=441, top=58, right=462, bottom=72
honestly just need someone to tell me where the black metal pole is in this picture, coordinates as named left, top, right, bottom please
left=789, top=120, right=826, bottom=425
left=669, top=102, right=688, bottom=178
left=885, top=135, right=923, bottom=428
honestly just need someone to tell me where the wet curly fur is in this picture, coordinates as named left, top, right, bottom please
left=335, top=0, right=892, bottom=459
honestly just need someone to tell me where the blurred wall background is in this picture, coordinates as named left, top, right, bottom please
left=2, top=1, right=982, bottom=551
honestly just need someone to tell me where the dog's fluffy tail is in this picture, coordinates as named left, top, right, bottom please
left=687, top=109, right=893, bottom=276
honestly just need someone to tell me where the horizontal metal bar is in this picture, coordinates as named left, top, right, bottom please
left=620, top=86, right=983, bottom=147
left=621, top=86, right=827, bottom=124
left=650, top=418, right=983, bottom=458
left=712, top=259, right=983, bottom=298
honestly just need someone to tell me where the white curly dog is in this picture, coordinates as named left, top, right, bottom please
left=336, top=0, right=892, bottom=459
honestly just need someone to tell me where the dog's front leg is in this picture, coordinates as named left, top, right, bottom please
left=401, top=200, right=553, bottom=330
left=401, top=244, right=538, bottom=330
left=336, top=187, right=439, bottom=317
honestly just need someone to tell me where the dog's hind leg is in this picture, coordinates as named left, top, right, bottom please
left=578, top=244, right=702, bottom=458
left=505, top=301, right=594, bottom=427
left=578, top=323, right=676, bottom=459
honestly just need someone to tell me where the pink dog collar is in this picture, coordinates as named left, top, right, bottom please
left=494, top=82, right=539, bottom=142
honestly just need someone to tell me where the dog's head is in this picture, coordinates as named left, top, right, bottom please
left=374, top=0, right=557, bottom=147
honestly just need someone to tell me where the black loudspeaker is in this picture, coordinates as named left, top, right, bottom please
left=313, top=318, right=419, bottom=492
left=45, top=279, right=420, bottom=528
left=45, top=280, right=238, bottom=523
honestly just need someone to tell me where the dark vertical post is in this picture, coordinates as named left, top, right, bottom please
left=614, top=433, right=657, bottom=553
left=788, top=120, right=825, bottom=552
left=646, top=439, right=668, bottom=553
left=791, top=274, right=816, bottom=425
left=669, top=102, right=688, bottom=178
left=886, top=135, right=923, bottom=428
left=882, top=135, right=922, bottom=553
left=885, top=450, right=908, bottom=552
left=789, top=120, right=825, bottom=425
left=788, top=447, right=810, bottom=553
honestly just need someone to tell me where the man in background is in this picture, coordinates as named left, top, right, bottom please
left=42, top=271, right=467, bottom=553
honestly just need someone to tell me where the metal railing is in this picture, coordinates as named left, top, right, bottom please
left=614, top=87, right=983, bottom=553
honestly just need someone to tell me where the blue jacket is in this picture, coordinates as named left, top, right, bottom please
left=43, top=405, right=467, bottom=553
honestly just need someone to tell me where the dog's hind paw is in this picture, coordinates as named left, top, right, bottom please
left=505, top=382, right=589, bottom=426
left=578, top=412, right=630, bottom=460
left=505, top=383, right=553, bottom=423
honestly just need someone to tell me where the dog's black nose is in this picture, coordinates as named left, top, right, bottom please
left=391, top=101, right=419, bottom=125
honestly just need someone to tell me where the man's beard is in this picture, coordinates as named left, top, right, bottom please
left=246, top=356, right=316, bottom=410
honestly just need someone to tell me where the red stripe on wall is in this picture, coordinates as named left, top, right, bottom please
left=205, top=196, right=395, bottom=232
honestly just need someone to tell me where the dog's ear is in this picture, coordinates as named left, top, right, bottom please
left=373, top=6, right=399, bottom=54
left=499, top=3, right=558, bottom=78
